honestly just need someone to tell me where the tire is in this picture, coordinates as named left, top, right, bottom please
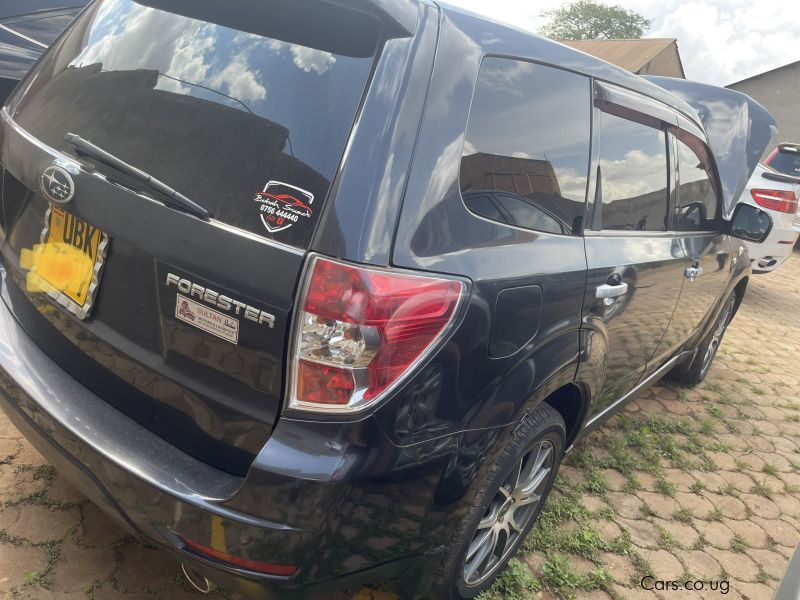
left=668, top=291, right=736, bottom=387
left=431, top=404, right=566, bottom=599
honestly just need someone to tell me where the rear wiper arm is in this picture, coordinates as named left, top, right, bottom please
left=64, top=133, right=210, bottom=220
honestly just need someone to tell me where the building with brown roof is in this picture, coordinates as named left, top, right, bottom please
left=560, top=38, right=685, bottom=78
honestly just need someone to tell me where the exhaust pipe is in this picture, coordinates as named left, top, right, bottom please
left=181, top=563, right=213, bottom=594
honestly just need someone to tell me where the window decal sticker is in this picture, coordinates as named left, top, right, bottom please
left=254, top=181, right=314, bottom=234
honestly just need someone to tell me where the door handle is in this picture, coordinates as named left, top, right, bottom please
left=595, top=282, right=629, bottom=299
left=685, top=266, right=704, bottom=282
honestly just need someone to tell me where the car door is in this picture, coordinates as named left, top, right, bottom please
left=654, top=124, right=731, bottom=359
left=581, top=82, right=686, bottom=421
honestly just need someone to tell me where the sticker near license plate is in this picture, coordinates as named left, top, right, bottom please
left=175, top=293, right=240, bottom=344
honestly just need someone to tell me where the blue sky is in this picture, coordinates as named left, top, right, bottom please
left=444, top=0, right=800, bottom=86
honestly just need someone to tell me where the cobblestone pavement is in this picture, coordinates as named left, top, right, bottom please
left=1, top=252, right=799, bottom=600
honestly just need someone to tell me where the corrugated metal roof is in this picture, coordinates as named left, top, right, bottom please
left=560, top=38, right=677, bottom=73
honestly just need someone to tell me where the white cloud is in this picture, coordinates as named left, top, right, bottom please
left=269, top=40, right=337, bottom=75
left=600, top=148, right=667, bottom=200
left=444, top=0, right=800, bottom=85
left=208, top=53, right=267, bottom=103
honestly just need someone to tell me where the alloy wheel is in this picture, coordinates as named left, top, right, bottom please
left=700, top=295, right=735, bottom=377
left=462, top=439, right=555, bottom=586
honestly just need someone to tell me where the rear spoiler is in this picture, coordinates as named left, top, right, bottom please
left=644, top=76, right=778, bottom=218
left=761, top=170, right=800, bottom=186
left=137, top=0, right=418, bottom=57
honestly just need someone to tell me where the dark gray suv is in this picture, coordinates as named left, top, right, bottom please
left=0, top=1, right=776, bottom=598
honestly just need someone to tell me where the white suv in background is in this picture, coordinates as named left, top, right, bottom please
left=737, top=163, right=800, bottom=273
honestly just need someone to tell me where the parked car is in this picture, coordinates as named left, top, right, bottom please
left=765, top=143, right=800, bottom=177
left=0, top=1, right=776, bottom=598
left=0, top=0, right=89, bottom=103
left=736, top=163, right=800, bottom=273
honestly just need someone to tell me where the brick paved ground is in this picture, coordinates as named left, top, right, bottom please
left=1, top=251, right=799, bottom=600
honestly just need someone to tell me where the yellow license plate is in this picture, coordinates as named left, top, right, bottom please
left=21, top=206, right=109, bottom=318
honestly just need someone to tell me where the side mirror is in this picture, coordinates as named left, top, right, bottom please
left=677, top=201, right=705, bottom=230
left=730, top=203, right=772, bottom=243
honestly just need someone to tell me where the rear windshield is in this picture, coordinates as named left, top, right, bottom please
left=768, top=149, right=800, bottom=177
left=10, top=0, right=377, bottom=247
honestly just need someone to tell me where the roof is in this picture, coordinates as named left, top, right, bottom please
left=727, top=60, right=800, bottom=87
left=559, top=38, right=679, bottom=74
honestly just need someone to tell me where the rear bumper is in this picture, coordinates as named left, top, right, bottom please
left=0, top=270, right=444, bottom=598
left=744, top=227, right=799, bottom=273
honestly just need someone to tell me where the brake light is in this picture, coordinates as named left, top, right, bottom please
left=289, top=256, right=464, bottom=413
left=751, top=189, right=798, bottom=214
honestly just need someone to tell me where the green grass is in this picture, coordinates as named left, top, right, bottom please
left=721, top=483, right=739, bottom=497
left=673, top=508, right=694, bottom=524
left=657, top=527, right=678, bottom=550
left=656, top=477, right=676, bottom=497
left=478, top=558, right=540, bottom=600
left=23, top=571, right=45, bottom=586
left=762, top=463, right=778, bottom=477
left=689, top=480, right=705, bottom=494
left=586, top=469, right=609, bottom=495
left=752, top=480, right=774, bottom=499
left=538, top=555, right=612, bottom=599
left=623, top=474, right=642, bottom=494
left=730, top=535, right=747, bottom=553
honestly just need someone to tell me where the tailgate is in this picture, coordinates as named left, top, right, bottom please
left=0, top=0, right=379, bottom=474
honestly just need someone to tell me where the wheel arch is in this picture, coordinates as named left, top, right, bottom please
left=542, top=383, right=587, bottom=449
left=732, top=276, right=748, bottom=317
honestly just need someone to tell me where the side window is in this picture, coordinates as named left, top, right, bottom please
left=460, top=57, right=591, bottom=235
left=675, top=134, right=720, bottom=231
left=598, top=112, right=669, bottom=232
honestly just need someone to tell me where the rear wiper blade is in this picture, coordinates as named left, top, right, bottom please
left=64, top=133, right=210, bottom=220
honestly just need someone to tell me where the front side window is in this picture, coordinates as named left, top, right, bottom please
left=675, top=134, right=720, bottom=231
left=597, top=112, right=668, bottom=232
left=460, top=57, right=591, bottom=235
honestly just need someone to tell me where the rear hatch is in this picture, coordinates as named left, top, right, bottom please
left=0, top=0, right=380, bottom=474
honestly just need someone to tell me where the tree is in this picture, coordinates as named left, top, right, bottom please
left=539, top=0, right=651, bottom=40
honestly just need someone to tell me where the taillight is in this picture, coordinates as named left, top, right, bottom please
left=288, top=256, right=465, bottom=413
left=181, top=537, right=298, bottom=576
left=751, top=189, right=798, bottom=214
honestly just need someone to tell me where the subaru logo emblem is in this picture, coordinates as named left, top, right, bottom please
left=40, top=165, right=75, bottom=204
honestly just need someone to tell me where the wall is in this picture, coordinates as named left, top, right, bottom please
left=728, top=63, right=800, bottom=159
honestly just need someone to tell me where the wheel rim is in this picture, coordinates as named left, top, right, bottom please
left=700, top=295, right=734, bottom=377
left=462, top=440, right=555, bottom=586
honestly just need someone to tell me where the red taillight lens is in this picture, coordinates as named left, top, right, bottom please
left=181, top=537, right=298, bottom=577
left=296, top=360, right=355, bottom=405
left=290, top=256, right=464, bottom=412
left=751, top=189, right=798, bottom=214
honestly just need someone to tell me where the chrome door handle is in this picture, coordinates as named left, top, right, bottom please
left=685, top=266, right=704, bottom=281
left=595, top=282, right=629, bottom=299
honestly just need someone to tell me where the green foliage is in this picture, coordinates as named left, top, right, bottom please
left=478, top=558, right=540, bottom=600
left=539, top=0, right=651, bottom=40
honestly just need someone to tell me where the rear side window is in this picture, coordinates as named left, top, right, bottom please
left=597, top=112, right=668, bottom=232
left=11, top=0, right=378, bottom=248
left=674, top=134, right=720, bottom=231
left=460, top=58, right=591, bottom=235
left=768, top=148, right=800, bottom=176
